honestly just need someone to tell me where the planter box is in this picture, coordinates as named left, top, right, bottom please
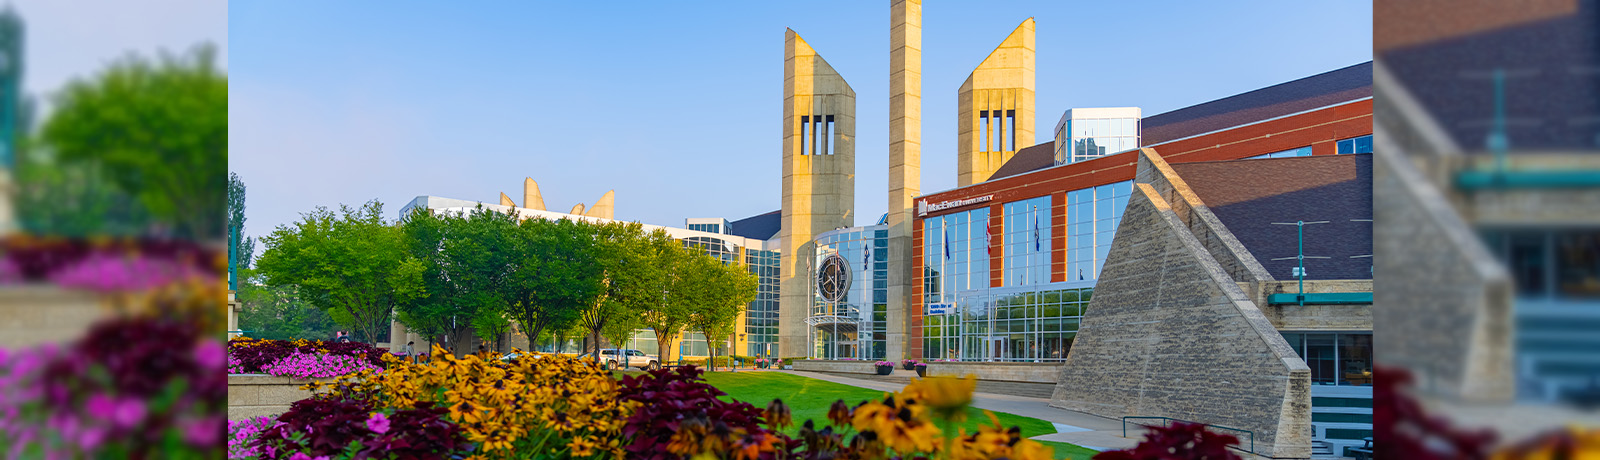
left=915, top=367, right=927, bottom=377
left=875, top=365, right=894, bottom=375
left=228, top=374, right=343, bottom=421
left=792, top=360, right=879, bottom=375
left=0, top=285, right=105, bottom=349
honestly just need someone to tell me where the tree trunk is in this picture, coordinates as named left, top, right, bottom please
left=655, top=329, right=676, bottom=366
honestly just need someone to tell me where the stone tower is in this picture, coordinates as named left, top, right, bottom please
left=778, top=29, right=856, bottom=359
left=886, top=0, right=922, bottom=361
left=957, top=18, right=1035, bottom=187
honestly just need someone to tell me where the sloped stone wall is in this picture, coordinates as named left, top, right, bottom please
left=1050, top=184, right=1311, bottom=459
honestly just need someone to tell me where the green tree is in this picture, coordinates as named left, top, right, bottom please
left=577, top=221, right=652, bottom=366
left=255, top=201, right=423, bottom=344
left=236, top=269, right=337, bottom=341
left=687, top=254, right=758, bottom=371
left=504, top=217, right=604, bottom=352
left=641, top=238, right=701, bottom=365
left=38, top=44, right=226, bottom=240
left=396, top=206, right=521, bottom=356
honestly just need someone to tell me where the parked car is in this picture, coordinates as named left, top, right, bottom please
left=592, top=349, right=660, bottom=370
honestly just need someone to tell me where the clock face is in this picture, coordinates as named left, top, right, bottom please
left=816, top=254, right=851, bottom=303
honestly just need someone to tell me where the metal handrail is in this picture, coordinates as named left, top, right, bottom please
left=1122, top=416, right=1255, bottom=455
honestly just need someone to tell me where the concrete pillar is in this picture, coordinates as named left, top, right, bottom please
left=777, top=29, right=856, bottom=359
left=887, top=0, right=922, bottom=361
left=956, top=18, right=1035, bottom=187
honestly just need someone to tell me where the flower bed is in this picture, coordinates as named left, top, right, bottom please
left=225, top=345, right=1062, bottom=460
left=227, top=337, right=389, bottom=377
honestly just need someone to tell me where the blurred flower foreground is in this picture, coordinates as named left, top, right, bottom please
left=223, top=349, right=1068, bottom=460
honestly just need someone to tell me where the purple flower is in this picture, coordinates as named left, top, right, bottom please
left=194, top=340, right=225, bottom=370
left=112, top=398, right=146, bottom=428
left=85, top=394, right=117, bottom=416
left=288, top=452, right=310, bottom=460
left=180, top=416, right=222, bottom=447
left=366, top=412, right=390, bottom=434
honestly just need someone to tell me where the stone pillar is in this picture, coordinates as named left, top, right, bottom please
left=887, top=0, right=922, bottom=361
left=956, top=18, right=1035, bottom=187
left=777, top=29, right=856, bottom=359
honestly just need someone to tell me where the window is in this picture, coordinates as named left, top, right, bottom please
left=1245, top=146, right=1313, bottom=160
left=1281, top=332, right=1373, bottom=386
left=979, top=111, right=989, bottom=152
left=800, top=116, right=809, bottom=156
left=1066, top=181, right=1132, bottom=281
left=1337, top=135, right=1373, bottom=154
left=826, top=115, right=836, bottom=155
left=1006, top=110, right=1016, bottom=151
left=993, top=110, right=1004, bottom=151
left=922, top=207, right=992, bottom=304
left=1003, top=196, right=1052, bottom=286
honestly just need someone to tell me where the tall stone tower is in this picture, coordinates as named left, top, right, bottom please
left=886, top=0, right=921, bottom=361
left=956, top=18, right=1035, bottom=187
left=777, top=29, right=856, bottom=359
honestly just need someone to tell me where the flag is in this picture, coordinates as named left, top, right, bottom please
left=943, top=224, right=951, bottom=261
left=1032, top=205, right=1041, bottom=252
left=863, top=247, right=871, bottom=270
left=984, top=223, right=992, bottom=257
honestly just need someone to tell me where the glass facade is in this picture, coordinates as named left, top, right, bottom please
left=1245, top=146, right=1313, bottom=160
left=687, top=223, right=722, bottom=233
left=1280, top=332, right=1374, bottom=386
left=808, top=226, right=888, bottom=360
left=923, top=208, right=992, bottom=304
left=1481, top=229, right=1600, bottom=298
left=1055, top=117, right=1141, bottom=164
left=922, top=284, right=1092, bottom=361
left=745, top=248, right=781, bottom=357
left=1336, top=135, right=1373, bottom=154
left=1003, top=196, right=1052, bottom=286
left=1066, top=181, right=1132, bottom=282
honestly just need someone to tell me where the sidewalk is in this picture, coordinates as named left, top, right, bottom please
left=788, top=370, right=1139, bottom=451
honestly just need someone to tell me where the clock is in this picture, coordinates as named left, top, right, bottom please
left=816, top=253, right=851, bottom=303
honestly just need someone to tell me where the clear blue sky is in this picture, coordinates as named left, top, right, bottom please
left=230, top=2, right=1371, bottom=246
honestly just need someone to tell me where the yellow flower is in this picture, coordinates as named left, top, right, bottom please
left=903, top=375, right=977, bottom=422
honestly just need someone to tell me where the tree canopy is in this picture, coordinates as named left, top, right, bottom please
left=38, top=45, right=226, bottom=240
left=255, top=201, right=422, bottom=344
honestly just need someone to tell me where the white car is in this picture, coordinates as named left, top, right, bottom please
left=594, top=349, right=660, bottom=371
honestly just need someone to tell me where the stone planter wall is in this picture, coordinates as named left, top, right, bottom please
left=0, top=285, right=105, bottom=349
left=922, top=362, right=1064, bottom=384
left=792, top=360, right=880, bottom=375
left=228, top=374, right=336, bottom=421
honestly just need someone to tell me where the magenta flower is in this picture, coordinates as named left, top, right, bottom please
left=366, top=412, right=390, bottom=435
left=179, top=416, right=222, bottom=447
left=194, top=340, right=225, bottom=370
left=112, top=398, right=146, bottom=428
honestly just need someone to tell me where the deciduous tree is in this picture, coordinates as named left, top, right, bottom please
left=256, top=201, right=423, bottom=345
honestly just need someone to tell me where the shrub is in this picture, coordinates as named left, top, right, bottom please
left=227, top=337, right=388, bottom=375
left=306, top=346, right=634, bottom=459
left=252, top=397, right=467, bottom=460
left=1092, top=422, right=1242, bottom=460
left=616, top=366, right=783, bottom=460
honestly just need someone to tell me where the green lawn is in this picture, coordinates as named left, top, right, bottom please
left=698, top=372, right=1101, bottom=460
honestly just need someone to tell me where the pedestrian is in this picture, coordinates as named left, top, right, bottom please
left=337, top=331, right=352, bottom=344
left=406, top=341, right=416, bottom=364
left=478, top=344, right=487, bottom=358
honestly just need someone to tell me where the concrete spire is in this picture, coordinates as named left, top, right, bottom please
left=522, top=177, right=546, bottom=211
left=886, top=0, right=922, bottom=361
left=957, top=18, right=1035, bottom=186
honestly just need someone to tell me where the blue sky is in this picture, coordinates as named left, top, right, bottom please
left=230, top=2, right=1371, bottom=246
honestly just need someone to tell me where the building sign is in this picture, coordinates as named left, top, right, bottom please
left=926, top=303, right=955, bottom=315
left=917, top=195, right=994, bottom=216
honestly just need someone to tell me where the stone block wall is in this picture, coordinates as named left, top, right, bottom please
left=1372, top=132, right=1514, bottom=401
left=793, top=360, right=882, bottom=375
left=228, top=374, right=323, bottom=421
left=1050, top=184, right=1311, bottom=459
left=0, top=286, right=104, bottom=349
left=1135, top=148, right=1274, bottom=284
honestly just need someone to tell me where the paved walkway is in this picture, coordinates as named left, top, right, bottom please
left=788, top=371, right=1139, bottom=451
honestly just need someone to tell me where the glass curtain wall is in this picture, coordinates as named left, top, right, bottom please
left=921, top=208, right=991, bottom=360
left=809, top=226, right=888, bottom=360
left=745, top=249, right=781, bottom=357
left=1066, top=181, right=1132, bottom=282
left=945, top=285, right=1090, bottom=362
left=1003, top=196, right=1052, bottom=286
